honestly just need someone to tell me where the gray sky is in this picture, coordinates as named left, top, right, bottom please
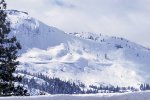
left=6, top=0, right=150, bottom=48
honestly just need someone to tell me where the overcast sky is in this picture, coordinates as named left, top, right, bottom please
left=6, top=0, right=150, bottom=48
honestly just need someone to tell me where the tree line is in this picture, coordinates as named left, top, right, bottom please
left=16, top=70, right=149, bottom=95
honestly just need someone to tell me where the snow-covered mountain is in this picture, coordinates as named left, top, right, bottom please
left=7, top=10, right=150, bottom=90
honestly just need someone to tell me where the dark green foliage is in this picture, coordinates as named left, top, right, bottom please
left=140, top=83, right=150, bottom=91
left=115, top=44, right=123, bottom=49
left=17, top=70, right=140, bottom=95
left=17, top=70, right=83, bottom=94
left=0, top=0, right=27, bottom=96
left=88, top=85, right=138, bottom=93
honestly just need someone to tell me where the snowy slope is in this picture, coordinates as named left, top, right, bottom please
left=7, top=10, right=150, bottom=88
left=0, top=91, right=150, bottom=100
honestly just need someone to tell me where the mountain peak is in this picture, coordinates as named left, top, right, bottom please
left=7, top=10, right=150, bottom=89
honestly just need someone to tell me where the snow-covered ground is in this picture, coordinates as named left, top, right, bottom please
left=0, top=91, right=150, bottom=100
left=6, top=10, right=150, bottom=89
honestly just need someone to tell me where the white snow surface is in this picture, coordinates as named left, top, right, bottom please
left=0, top=91, right=150, bottom=100
left=7, top=10, right=150, bottom=88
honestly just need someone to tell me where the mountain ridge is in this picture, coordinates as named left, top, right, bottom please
left=6, top=10, right=150, bottom=90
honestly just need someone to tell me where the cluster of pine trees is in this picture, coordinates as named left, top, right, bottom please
left=140, top=83, right=150, bottom=91
left=16, top=70, right=142, bottom=94
left=16, top=70, right=84, bottom=94
left=88, top=85, right=138, bottom=93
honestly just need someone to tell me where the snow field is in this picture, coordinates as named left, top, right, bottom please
left=0, top=91, right=150, bottom=100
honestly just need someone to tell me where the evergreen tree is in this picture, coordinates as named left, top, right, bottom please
left=0, top=0, right=27, bottom=96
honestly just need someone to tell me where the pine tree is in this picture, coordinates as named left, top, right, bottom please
left=0, top=0, right=27, bottom=96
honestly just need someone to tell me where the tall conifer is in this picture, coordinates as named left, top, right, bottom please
left=0, top=0, right=27, bottom=96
